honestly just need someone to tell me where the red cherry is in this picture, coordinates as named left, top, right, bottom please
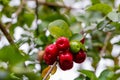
left=59, top=51, right=73, bottom=70
left=74, top=50, right=86, bottom=63
left=45, top=44, right=58, bottom=56
left=56, top=37, right=70, bottom=51
left=80, top=38, right=85, bottom=44
left=43, top=54, right=57, bottom=65
left=43, top=44, right=58, bottom=65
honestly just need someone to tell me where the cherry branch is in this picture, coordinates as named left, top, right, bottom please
left=100, top=32, right=112, bottom=56
left=6, top=0, right=25, bottom=29
left=0, top=0, right=26, bottom=45
left=37, top=0, right=72, bottom=9
left=43, top=61, right=57, bottom=80
left=26, top=0, right=82, bottom=10
left=0, top=22, right=14, bottom=44
left=35, top=0, right=39, bottom=28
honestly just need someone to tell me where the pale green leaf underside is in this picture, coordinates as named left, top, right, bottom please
left=48, top=20, right=72, bottom=38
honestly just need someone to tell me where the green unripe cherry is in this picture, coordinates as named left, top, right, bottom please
left=70, top=40, right=82, bottom=53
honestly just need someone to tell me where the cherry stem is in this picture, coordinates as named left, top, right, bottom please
left=43, top=61, right=57, bottom=80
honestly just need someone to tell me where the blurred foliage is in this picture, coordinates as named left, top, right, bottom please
left=0, top=0, right=120, bottom=80
left=87, top=3, right=112, bottom=15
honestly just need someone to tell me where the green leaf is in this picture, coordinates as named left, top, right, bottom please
left=118, top=5, right=120, bottom=12
left=11, top=62, right=33, bottom=74
left=0, top=0, right=9, bottom=6
left=34, top=38, right=44, bottom=46
left=9, top=23, right=18, bottom=36
left=2, top=6, right=16, bottom=18
left=87, top=51, right=100, bottom=65
left=103, top=24, right=115, bottom=32
left=44, top=13, right=67, bottom=22
left=46, top=0, right=55, bottom=2
left=87, top=4, right=112, bottom=14
left=76, top=11, right=103, bottom=26
left=74, top=74, right=85, bottom=80
left=87, top=51, right=101, bottom=68
left=23, top=13, right=35, bottom=27
left=98, top=69, right=114, bottom=80
left=0, top=12, right=2, bottom=18
left=10, top=73, right=20, bottom=80
left=38, top=6, right=67, bottom=22
left=34, top=33, right=47, bottom=46
left=91, top=0, right=100, bottom=5
left=97, top=21, right=116, bottom=32
left=107, top=11, right=119, bottom=22
left=38, top=21, right=49, bottom=33
left=97, top=21, right=108, bottom=30
left=111, top=22, right=120, bottom=30
left=70, top=33, right=83, bottom=41
left=74, top=77, right=84, bottom=80
left=48, top=20, right=72, bottom=38
left=79, top=70, right=98, bottom=80
left=17, top=12, right=35, bottom=27
left=0, top=45, right=28, bottom=65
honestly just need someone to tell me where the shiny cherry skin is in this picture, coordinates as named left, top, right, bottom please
left=43, top=44, right=58, bottom=65
left=59, top=51, right=73, bottom=70
left=74, top=50, right=86, bottom=63
left=56, top=37, right=70, bottom=51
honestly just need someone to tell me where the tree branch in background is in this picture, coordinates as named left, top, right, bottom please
left=35, top=0, right=39, bottom=28
left=6, top=0, right=26, bottom=29
left=37, top=0, right=72, bottom=9
left=26, top=0, right=79, bottom=10
left=100, top=32, right=112, bottom=57
left=0, top=22, right=14, bottom=44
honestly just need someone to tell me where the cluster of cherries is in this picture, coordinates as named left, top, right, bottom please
left=43, top=37, right=86, bottom=71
